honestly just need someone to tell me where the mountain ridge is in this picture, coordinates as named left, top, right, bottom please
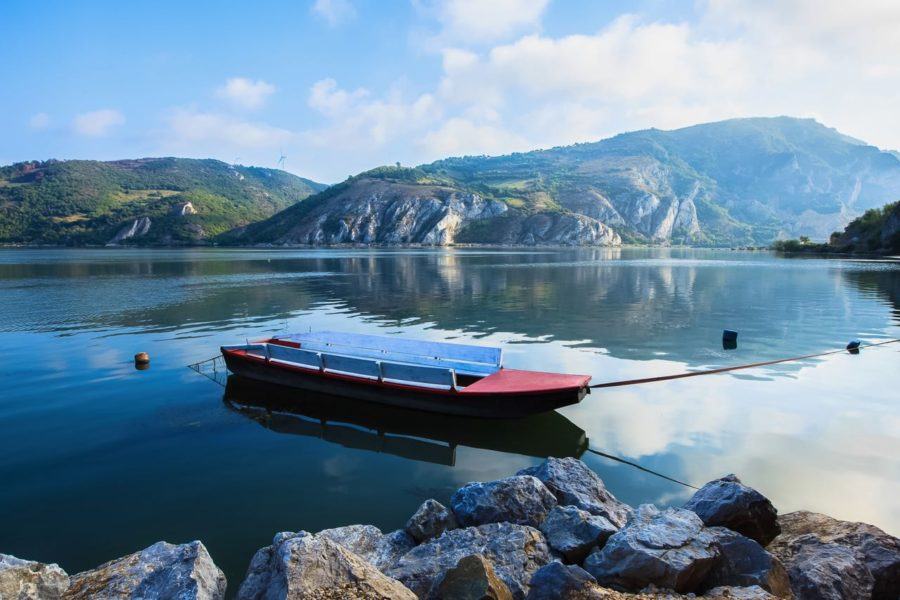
left=4, top=117, right=900, bottom=247
left=231, top=116, right=900, bottom=247
left=0, top=157, right=325, bottom=246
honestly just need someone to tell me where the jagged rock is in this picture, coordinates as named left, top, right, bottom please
left=768, top=510, right=899, bottom=599
left=451, top=475, right=557, bottom=528
left=703, top=586, right=777, bottom=599
left=406, top=499, right=459, bottom=543
left=66, top=541, right=225, bottom=599
left=433, top=554, right=512, bottom=600
left=526, top=566, right=774, bottom=600
left=540, top=505, right=618, bottom=563
left=387, top=522, right=551, bottom=599
left=107, top=216, right=152, bottom=245
left=236, top=531, right=415, bottom=599
left=0, top=554, right=69, bottom=599
left=525, top=562, right=602, bottom=599
left=683, top=475, right=780, bottom=546
left=699, top=528, right=791, bottom=597
left=583, top=505, right=720, bottom=593
left=515, top=213, right=621, bottom=246
left=780, top=536, right=874, bottom=600
left=517, top=458, right=632, bottom=528
left=316, top=524, right=415, bottom=571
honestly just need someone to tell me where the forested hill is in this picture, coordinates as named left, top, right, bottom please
left=231, top=117, right=900, bottom=248
left=0, top=158, right=325, bottom=245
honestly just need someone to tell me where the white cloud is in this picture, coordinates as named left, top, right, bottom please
left=311, top=0, right=356, bottom=26
left=166, top=108, right=292, bottom=149
left=430, top=0, right=550, bottom=44
left=423, top=1, right=900, bottom=153
left=420, top=117, right=529, bottom=157
left=215, top=77, right=276, bottom=110
left=304, top=78, right=440, bottom=149
left=73, top=109, right=125, bottom=137
left=29, top=112, right=50, bottom=130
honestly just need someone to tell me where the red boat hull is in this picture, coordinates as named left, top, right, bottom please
left=221, top=348, right=590, bottom=418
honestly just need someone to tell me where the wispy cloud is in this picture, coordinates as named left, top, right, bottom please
left=166, top=108, right=292, bottom=149
left=29, top=112, right=51, bottom=130
left=424, top=0, right=549, bottom=45
left=311, top=0, right=356, bottom=26
left=304, top=78, right=439, bottom=149
left=215, top=77, right=276, bottom=110
left=72, top=109, right=125, bottom=137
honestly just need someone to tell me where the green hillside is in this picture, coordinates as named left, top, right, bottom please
left=233, top=117, right=900, bottom=247
left=774, top=200, right=900, bottom=254
left=0, top=158, right=325, bottom=245
left=419, top=117, right=900, bottom=245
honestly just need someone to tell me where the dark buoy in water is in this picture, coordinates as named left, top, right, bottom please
left=135, top=352, right=150, bottom=369
left=722, top=329, right=738, bottom=350
left=846, top=340, right=861, bottom=355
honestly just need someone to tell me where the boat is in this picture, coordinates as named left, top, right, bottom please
left=223, top=376, right=589, bottom=466
left=220, top=330, right=591, bottom=418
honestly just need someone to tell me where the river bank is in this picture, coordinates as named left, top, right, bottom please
left=2, top=457, right=897, bottom=599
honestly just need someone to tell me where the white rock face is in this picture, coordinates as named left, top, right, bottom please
left=279, top=181, right=508, bottom=245
left=0, top=554, right=69, bottom=600
left=107, top=216, right=151, bottom=245
left=172, top=202, right=197, bottom=216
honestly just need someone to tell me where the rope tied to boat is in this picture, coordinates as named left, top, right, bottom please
left=588, top=338, right=900, bottom=389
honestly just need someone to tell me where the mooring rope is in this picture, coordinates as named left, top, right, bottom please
left=586, top=446, right=700, bottom=490
left=589, top=338, right=900, bottom=389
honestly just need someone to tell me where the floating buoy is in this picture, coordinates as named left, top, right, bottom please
left=135, top=352, right=150, bottom=365
left=722, top=329, right=738, bottom=342
left=846, top=340, right=861, bottom=354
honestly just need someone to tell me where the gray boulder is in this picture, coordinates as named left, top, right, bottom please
left=704, top=586, right=778, bottom=599
left=699, top=528, right=791, bottom=598
left=451, top=475, right=557, bottom=528
left=781, top=536, right=874, bottom=600
left=0, top=554, right=69, bottom=599
left=316, top=524, right=415, bottom=571
left=406, top=499, right=459, bottom=543
left=769, top=510, right=899, bottom=600
left=524, top=562, right=602, bottom=599
left=517, top=458, right=631, bottom=528
left=540, top=505, right=618, bottom=564
left=583, top=505, right=720, bottom=593
left=683, top=475, right=780, bottom=546
left=236, top=531, right=416, bottom=600
left=433, top=554, right=512, bottom=600
left=387, top=522, right=552, bottom=599
left=66, top=541, right=226, bottom=599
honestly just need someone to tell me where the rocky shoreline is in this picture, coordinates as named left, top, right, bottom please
left=2, top=457, right=897, bottom=599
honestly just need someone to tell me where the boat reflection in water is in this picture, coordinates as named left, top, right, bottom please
left=223, top=376, right=588, bottom=467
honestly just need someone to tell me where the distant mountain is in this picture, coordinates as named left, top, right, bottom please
left=231, top=117, right=900, bottom=247
left=0, top=158, right=325, bottom=245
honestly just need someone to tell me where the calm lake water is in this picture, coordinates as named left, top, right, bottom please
left=1, top=247, right=898, bottom=591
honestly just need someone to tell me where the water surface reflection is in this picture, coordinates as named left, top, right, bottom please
left=0, top=247, right=897, bottom=591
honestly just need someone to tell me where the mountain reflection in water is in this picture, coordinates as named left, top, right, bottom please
left=0, top=248, right=897, bottom=590
left=223, top=376, right=589, bottom=466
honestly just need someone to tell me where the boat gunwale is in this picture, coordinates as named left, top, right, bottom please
left=221, top=347, right=589, bottom=397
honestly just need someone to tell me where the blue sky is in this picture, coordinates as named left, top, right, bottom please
left=3, top=0, right=899, bottom=182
